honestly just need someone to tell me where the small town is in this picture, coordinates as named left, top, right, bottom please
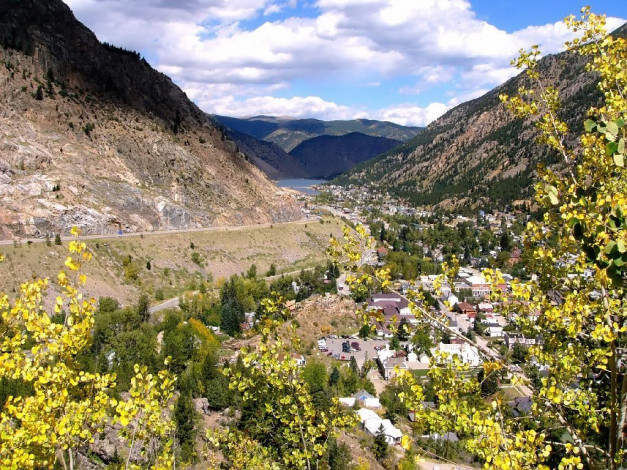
left=1, top=2, right=624, bottom=469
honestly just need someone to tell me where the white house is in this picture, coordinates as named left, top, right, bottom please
left=484, top=322, right=503, bottom=337
left=446, top=292, right=459, bottom=307
left=504, top=332, right=539, bottom=349
left=467, top=275, right=491, bottom=298
left=431, top=342, right=482, bottom=367
left=356, top=409, right=402, bottom=445
left=477, top=302, right=493, bottom=313
left=340, top=390, right=381, bottom=408
left=292, top=353, right=306, bottom=366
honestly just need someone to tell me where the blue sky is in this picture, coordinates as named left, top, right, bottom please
left=65, top=0, right=625, bottom=126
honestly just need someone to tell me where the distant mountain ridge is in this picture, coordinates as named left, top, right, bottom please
left=212, top=115, right=420, bottom=179
left=212, top=115, right=421, bottom=152
left=0, top=0, right=300, bottom=239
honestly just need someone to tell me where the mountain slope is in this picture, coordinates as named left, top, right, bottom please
left=0, top=0, right=300, bottom=239
left=212, top=115, right=421, bottom=152
left=223, top=129, right=307, bottom=179
left=335, top=40, right=617, bottom=211
left=290, top=132, right=402, bottom=179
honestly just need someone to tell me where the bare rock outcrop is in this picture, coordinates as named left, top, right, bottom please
left=0, top=0, right=301, bottom=239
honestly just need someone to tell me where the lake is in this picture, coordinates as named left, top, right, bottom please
left=275, top=179, right=327, bottom=195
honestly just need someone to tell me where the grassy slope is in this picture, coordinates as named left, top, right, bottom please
left=0, top=217, right=345, bottom=306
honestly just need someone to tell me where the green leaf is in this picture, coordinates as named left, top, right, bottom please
left=614, top=255, right=627, bottom=267
left=605, top=241, right=617, bottom=256
left=606, top=142, right=619, bottom=156
left=618, top=138, right=625, bottom=155
left=545, top=184, right=558, bottom=205
left=606, top=121, right=619, bottom=137
left=584, top=119, right=597, bottom=132
left=617, top=239, right=626, bottom=253
left=613, top=153, right=624, bottom=168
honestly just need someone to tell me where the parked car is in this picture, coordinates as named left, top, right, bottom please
left=351, top=341, right=361, bottom=351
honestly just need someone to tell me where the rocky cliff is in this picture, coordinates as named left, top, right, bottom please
left=0, top=0, right=301, bottom=239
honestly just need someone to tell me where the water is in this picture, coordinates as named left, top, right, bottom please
left=275, top=179, right=327, bottom=195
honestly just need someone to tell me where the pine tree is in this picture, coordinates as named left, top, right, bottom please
left=372, top=424, right=388, bottom=461
left=137, top=293, right=150, bottom=322
left=328, top=366, right=340, bottom=387
left=174, top=391, right=197, bottom=462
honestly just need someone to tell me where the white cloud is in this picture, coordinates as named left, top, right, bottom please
left=375, top=102, right=450, bottom=127
left=198, top=94, right=363, bottom=120
left=63, top=0, right=626, bottom=125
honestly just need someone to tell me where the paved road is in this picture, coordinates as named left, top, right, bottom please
left=0, top=217, right=318, bottom=246
left=149, top=297, right=180, bottom=315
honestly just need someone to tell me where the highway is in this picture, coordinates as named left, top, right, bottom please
left=0, top=216, right=319, bottom=246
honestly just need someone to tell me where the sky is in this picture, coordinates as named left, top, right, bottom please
left=63, top=0, right=626, bottom=127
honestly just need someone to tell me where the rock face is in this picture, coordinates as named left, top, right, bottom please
left=0, top=0, right=301, bottom=239
left=335, top=28, right=625, bottom=210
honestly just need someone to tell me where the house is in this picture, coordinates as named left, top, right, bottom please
left=477, top=302, right=493, bottom=313
left=484, top=322, right=503, bottom=337
left=446, top=314, right=461, bottom=334
left=508, top=396, right=532, bottom=417
left=368, top=293, right=411, bottom=315
left=504, top=332, right=540, bottom=349
left=292, top=353, right=306, bottom=367
left=367, top=293, right=414, bottom=335
left=340, top=390, right=381, bottom=408
left=467, top=275, right=491, bottom=298
left=356, top=409, right=403, bottom=445
left=457, top=302, right=477, bottom=324
left=379, top=356, right=408, bottom=380
left=446, top=292, right=459, bottom=307
left=432, top=342, right=482, bottom=367
left=408, top=402, right=435, bottom=421
left=429, top=432, right=459, bottom=442
left=508, top=247, right=522, bottom=266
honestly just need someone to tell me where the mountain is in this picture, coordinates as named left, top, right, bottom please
left=290, top=132, right=402, bottom=179
left=221, top=128, right=307, bottom=179
left=0, top=0, right=300, bottom=239
left=334, top=31, right=627, bottom=211
left=212, top=115, right=421, bottom=152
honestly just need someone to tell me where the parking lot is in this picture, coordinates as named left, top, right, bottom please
left=318, top=336, right=389, bottom=369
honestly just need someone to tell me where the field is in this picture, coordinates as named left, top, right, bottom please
left=0, top=217, right=346, bottom=307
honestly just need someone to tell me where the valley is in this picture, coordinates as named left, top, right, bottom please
left=0, top=2, right=625, bottom=470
